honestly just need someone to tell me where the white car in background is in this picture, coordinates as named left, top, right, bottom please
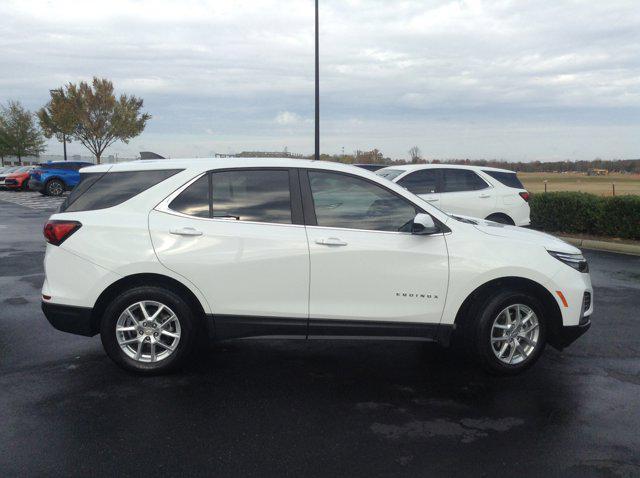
left=377, top=164, right=531, bottom=226
left=41, top=158, right=590, bottom=376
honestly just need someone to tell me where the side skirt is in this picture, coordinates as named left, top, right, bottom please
left=208, top=315, right=453, bottom=345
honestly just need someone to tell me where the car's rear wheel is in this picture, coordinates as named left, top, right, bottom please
left=100, top=286, right=198, bottom=374
left=472, top=290, right=546, bottom=375
left=45, top=179, right=65, bottom=196
left=485, top=213, right=514, bottom=225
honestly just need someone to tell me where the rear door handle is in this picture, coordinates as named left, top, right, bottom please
left=315, top=237, right=348, bottom=246
left=479, top=193, right=491, bottom=198
left=170, top=227, right=203, bottom=236
left=425, top=198, right=439, bottom=202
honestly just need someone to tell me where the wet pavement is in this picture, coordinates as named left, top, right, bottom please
left=0, top=201, right=639, bottom=477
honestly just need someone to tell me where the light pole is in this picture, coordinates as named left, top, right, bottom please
left=314, top=0, right=319, bottom=160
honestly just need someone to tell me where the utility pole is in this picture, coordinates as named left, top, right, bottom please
left=314, top=0, right=320, bottom=160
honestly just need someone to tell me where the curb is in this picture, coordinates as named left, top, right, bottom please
left=559, top=236, right=640, bottom=256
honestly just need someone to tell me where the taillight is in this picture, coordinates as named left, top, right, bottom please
left=519, top=191, right=530, bottom=202
left=43, top=220, right=82, bottom=246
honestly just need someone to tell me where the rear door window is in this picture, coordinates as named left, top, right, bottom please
left=441, top=169, right=488, bottom=192
left=62, top=169, right=181, bottom=212
left=169, top=169, right=293, bottom=224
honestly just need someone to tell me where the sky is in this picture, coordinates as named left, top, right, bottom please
left=0, top=0, right=639, bottom=161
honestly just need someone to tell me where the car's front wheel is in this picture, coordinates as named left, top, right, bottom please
left=100, top=286, right=198, bottom=374
left=472, top=290, right=546, bottom=375
left=45, top=179, right=65, bottom=196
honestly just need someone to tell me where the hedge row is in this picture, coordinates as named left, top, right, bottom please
left=530, top=192, right=640, bottom=240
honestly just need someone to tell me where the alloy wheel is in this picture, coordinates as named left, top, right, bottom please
left=116, top=301, right=181, bottom=363
left=490, top=304, right=540, bottom=365
left=48, top=181, right=63, bottom=196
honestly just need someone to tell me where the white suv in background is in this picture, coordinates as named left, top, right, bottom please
left=377, top=164, right=531, bottom=226
left=41, top=158, right=591, bottom=375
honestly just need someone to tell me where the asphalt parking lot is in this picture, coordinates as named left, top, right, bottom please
left=1, top=198, right=639, bottom=477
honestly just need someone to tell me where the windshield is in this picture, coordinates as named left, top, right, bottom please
left=375, top=168, right=404, bottom=181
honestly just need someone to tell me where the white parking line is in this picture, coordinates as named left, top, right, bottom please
left=0, top=191, right=66, bottom=211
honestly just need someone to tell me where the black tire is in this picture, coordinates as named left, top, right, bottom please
left=21, top=179, right=29, bottom=191
left=471, top=290, right=546, bottom=375
left=100, top=286, right=198, bottom=374
left=485, top=213, right=515, bottom=225
left=45, top=179, right=65, bottom=196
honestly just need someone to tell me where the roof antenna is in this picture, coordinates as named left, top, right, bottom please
left=314, top=0, right=320, bottom=161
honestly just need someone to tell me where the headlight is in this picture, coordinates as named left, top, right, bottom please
left=548, top=251, right=589, bottom=273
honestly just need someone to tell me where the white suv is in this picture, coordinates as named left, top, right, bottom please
left=377, top=164, right=531, bottom=226
left=41, top=158, right=591, bottom=375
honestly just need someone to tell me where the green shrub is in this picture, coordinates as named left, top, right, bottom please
left=530, top=192, right=640, bottom=240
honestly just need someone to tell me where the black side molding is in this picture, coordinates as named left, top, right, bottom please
left=309, top=318, right=450, bottom=343
left=42, top=302, right=95, bottom=337
left=211, top=315, right=308, bottom=340
left=209, top=314, right=452, bottom=344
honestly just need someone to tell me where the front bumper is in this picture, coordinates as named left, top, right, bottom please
left=42, top=301, right=96, bottom=337
left=4, top=178, right=20, bottom=189
left=29, top=178, right=44, bottom=191
left=555, top=318, right=591, bottom=348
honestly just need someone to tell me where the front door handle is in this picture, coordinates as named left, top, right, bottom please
left=425, top=198, right=439, bottom=202
left=170, top=227, right=203, bottom=236
left=479, top=193, right=491, bottom=198
left=315, top=237, right=348, bottom=246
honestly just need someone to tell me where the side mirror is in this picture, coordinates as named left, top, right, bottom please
left=412, top=213, right=440, bottom=235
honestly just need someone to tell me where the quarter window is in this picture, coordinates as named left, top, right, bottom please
left=64, top=170, right=182, bottom=212
left=441, top=169, right=488, bottom=192
left=308, top=171, right=417, bottom=232
left=169, top=174, right=210, bottom=218
left=398, top=169, right=440, bottom=194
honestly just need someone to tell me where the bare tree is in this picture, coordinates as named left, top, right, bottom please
left=409, top=146, right=422, bottom=163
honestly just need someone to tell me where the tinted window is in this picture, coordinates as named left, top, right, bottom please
left=211, top=170, right=292, bottom=223
left=169, top=175, right=210, bottom=218
left=309, top=171, right=417, bottom=232
left=482, top=170, right=524, bottom=189
left=441, top=169, right=488, bottom=192
left=398, top=169, right=440, bottom=194
left=376, top=169, right=404, bottom=180
left=63, top=169, right=181, bottom=212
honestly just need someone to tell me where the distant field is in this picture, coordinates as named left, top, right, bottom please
left=519, top=172, right=640, bottom=196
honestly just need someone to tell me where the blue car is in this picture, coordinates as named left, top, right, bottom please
left=30, top=161, right=94, bottom=196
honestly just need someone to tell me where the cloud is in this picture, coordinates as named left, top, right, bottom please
left=275, top=111, right=307, bottom=126
left=0, top=0, right=639, bottom=160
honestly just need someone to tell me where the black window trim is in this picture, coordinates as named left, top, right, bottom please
left=165, top=167, right=304, bottom=226
left=300, top=167, right=450, bottom=234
